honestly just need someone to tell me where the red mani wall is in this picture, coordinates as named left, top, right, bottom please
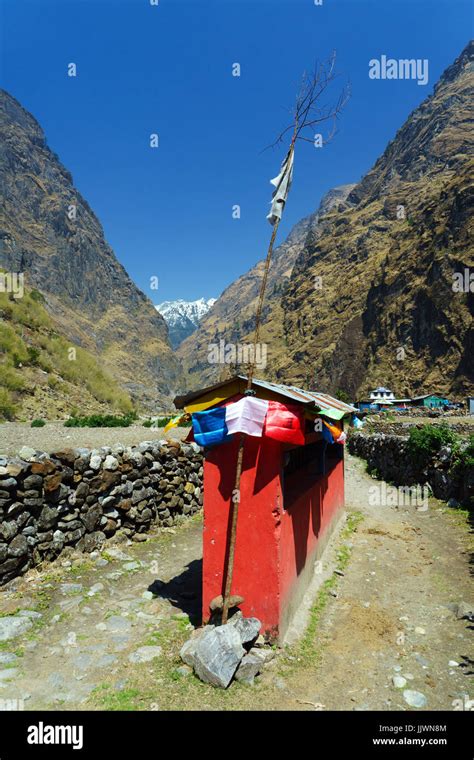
left=202, top=434, right=345, bottom=642
left=278, top=449, right=345, bottom=635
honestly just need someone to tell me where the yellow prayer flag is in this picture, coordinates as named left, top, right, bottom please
left=164, top=414, right=186, bottom=434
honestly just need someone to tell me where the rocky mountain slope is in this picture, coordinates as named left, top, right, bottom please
left=156, top=297, right=216, bottom=348
left=180, top=41, right=474, bottom=398
left=177, top=184, right=355, bottom=387
left=0, top=90, right=180, bottom=414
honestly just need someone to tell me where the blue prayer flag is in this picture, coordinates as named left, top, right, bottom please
left=192, top=407, right=233, bottom=448
left=322, top=422, right=335, bottom=444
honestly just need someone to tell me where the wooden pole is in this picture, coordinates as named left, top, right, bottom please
left=221, top=130, right=298, bottom=625
left=221, top=216, right=282, bottom=625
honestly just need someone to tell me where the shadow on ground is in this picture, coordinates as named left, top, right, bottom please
left=147, top=558, right=203, bottom=626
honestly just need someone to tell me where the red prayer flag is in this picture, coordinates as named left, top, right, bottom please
left=263, top=401, right=305, bottom=445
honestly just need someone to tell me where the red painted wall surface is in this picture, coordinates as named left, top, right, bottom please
left=202, top=434, right=282, bottom=638
left=279, top=454, right=345, bottom=623
left=202, top=434, right=345, bottom=641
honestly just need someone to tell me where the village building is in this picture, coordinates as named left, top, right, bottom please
left=357, top=386, right=396, bottom=411
left=357, top=388, right=452, bottom=412
left=410, top=394, right=450, bottom=409
left=369, top=386, right=395, bottom=402
left=174, top=375, right=356, bottom=643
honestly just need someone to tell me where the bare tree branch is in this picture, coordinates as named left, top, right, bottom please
left=262, top=52, right=350, bottom=153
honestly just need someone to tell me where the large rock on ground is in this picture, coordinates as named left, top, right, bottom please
left=234, top=653, right=262, bottom=685
left=179, top=626, right=212, bottom=667
left=229, top=616, right=261, bottom=645
left=193, top=626, right=245, bottom=688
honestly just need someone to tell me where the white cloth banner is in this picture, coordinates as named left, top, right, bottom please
left=225, top=397, right=269, bottom=437
left=267, top=148, right=294, bottom=225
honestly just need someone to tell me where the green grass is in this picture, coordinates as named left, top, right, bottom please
left=38, top=335, right=134, bottom=415
left=143, top=629, right=167, bottom=647
left=295, top=510, right=363, bottom=667
left=67, top=560, right=93, bottom=576
left=0, top=362, right=26, bottom=391
left=0, top=608, right=21, bottom=618
left=0, top=387, right=16, bottom=420
left=0, top=283, right=135, bottom=419
left=0, top=321, right=28, bottom=357
left=89, top=684, right=142, bottom=711
left=64, top=413, right=136, bottom=428
left=0, top=645, right=24, bottom=658
left=171, top=613, right=191, bottom=634
left=31, top=588, right=54, bottom=612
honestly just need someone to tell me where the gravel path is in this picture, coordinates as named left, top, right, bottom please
left=0, top=518, right=204, bottom=710
left=0, top=422, right=188, bottom=457
left=0, top=454, right=471, bottom=711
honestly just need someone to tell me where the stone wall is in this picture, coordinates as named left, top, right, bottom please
left=348, top=432, right=473, bottom=508
left=0, top=440, right=203, bottom=584
left=360, top=418, right=474, bottom=439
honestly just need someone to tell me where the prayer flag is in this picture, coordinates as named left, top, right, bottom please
left=225, top=396, right=269, bottom=437
left=163, top=413, right=186, bottom=434
left=267, top=148, right=294, bottom=225
left=264, top=400, right=305, bottom=445
left=322, top=419, right=346, bottom=444
left=192, top=407, right=233, bottom=448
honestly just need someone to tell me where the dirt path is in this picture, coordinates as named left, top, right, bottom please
left=0, top=454, right=471, bottom=711
left=274, top=454, right=473, bottom=711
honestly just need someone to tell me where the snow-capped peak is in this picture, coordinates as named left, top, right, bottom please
left=156, top=297, right=216, bottom=326
left=156, top=297, right=217, bottom=348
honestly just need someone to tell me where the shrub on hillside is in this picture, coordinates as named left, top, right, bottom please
left=0, top=388, right=16, bottom=420
left=64, top=413, right=136, bottom=428
left=30, top=289, right=46, bottom=304
left=31, top=418, right=46, bottom=427
left=0, top=321, right=29, bottom=361
left=0, top=289, right=135, bottom=416
left=0, top=363, right=26, bottom=391
left=449, top=434, right=474, bottom=477
left=27, top=346, right=41, bottom=366
left=407, top=423, right=459, bottom=468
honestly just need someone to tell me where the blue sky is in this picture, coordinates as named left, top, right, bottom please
left=0, top=0, right=471, bottom=303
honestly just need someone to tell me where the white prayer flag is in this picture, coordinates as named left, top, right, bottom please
left=267, top=148, right=294, bottom=225
left=225, top=397, right=269, bottom=437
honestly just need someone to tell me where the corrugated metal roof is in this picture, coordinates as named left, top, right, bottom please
left=175, top=375, right=357, bottom=417
left=411, top=394, right=448, bottom=401
left=244, top=376, right=357, bottom=414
